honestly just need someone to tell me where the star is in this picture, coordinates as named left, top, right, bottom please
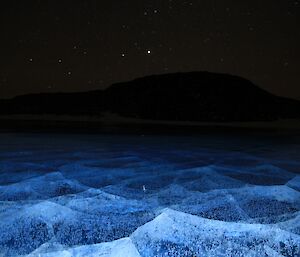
left=147, top=50, right=151, bottom=54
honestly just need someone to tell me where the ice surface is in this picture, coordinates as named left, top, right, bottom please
left=0, top=133, right=300, bottom=256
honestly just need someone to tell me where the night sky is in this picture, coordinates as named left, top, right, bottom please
left=0, top=0, right=299, bottom=99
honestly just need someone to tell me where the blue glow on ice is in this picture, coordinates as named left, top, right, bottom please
left=0, top=133, right=300, bottom=256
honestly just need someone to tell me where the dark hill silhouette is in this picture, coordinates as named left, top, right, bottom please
left=1, top=71, right=300, bottom=122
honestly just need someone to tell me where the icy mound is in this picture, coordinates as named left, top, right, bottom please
left=50, top=189, right=157, bottom=244
left=0, top=172, right=88, bottom=201
left=173, top=189, right=249, bottom=222
left=182, top=173, right=244, bottom=192
left=229, top=185, right=300, bottom=224
left=229, top=184, right=300, bottom=202
left=155, top=165, right=246, bottom=192
left=0, top=201, right=77, bottom=256
left=52, top=188, right=155, bottom=215
left=103, top=166, right=244, bottom=200
left=0, top=160, right=50, bottom=185
left=0, top=189, right=157, bottom=256
left=0, top=161, right=46, bottom=173
left=27, top=238, right=141, bottom=257
left=58, top=162, right=138, bottom=188
left=150, top=184, right=193, bottom=205
left=287, top=176, right=300, bottom=192
left=278, top=212, right=300, bottom=235
left=221, top=164, right=295, bottom=186
left=102, top=170, right=180, bottom=200
left=131, top=209, right=300, bottom=257
left=166, top=185, right=300, bottom=224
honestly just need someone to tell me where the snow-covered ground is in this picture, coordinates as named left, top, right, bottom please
left=0, top=133, right=300, bottom=256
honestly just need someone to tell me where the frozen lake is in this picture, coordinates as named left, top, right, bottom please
left=0, top=133, right=300, bottom=256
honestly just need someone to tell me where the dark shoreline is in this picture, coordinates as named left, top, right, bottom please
left=1, top=118, right=300, bottom=136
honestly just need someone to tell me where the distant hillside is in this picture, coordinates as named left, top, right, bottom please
left=1, top=72, right=300, bottom=122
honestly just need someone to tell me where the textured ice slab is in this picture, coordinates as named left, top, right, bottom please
left=278, top=212, right=300, bottom=235
left=173, top=189, right=249, bottom=222
left=131, top=209, right=300, bottom=257
left=27, top=238, right=141, bottom=257
left=287, top=176, right=300, bottom=192
left=0, top=190, right=156, bottom=256
left=222, top=164, right=295, bottom=185
left=228, top=185, right=300, bottom=224
left=0, top=201, right=77, bottom=256
left=0, top=172, right=88, bottom=201
left=179, top=167, right=245, bottom=192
